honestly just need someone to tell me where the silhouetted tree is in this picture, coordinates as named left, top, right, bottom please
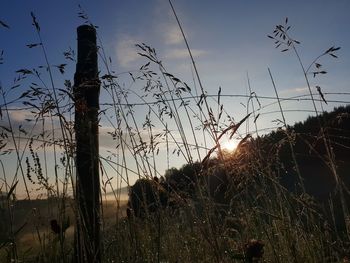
left=128, top=178, right=169, bottom=217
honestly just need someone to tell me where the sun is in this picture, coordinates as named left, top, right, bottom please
left=222, top=139, right=239, bottom=152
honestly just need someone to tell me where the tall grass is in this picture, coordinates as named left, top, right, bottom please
left=0, top=3, right=349, bottom=263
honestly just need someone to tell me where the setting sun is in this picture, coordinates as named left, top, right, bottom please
left=222, top=139, right=239, bottom=152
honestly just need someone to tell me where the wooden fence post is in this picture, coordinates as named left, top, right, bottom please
left=74, top=24, right=101, bottom=262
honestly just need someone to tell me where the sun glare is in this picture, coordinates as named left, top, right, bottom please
left=222, top=139, right=239, bottom=152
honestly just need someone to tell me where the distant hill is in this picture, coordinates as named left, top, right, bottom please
left=256, top=105, right=350, bottom=199
left=128, top=105, right=350, bottom=218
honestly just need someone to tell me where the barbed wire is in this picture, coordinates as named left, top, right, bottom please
left=2, top=92, right=349, bottom=109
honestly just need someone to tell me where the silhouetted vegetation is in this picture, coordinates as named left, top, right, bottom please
left=1, top=4, right=349, bottom=261
left=128, top=106, right=350, bottom=223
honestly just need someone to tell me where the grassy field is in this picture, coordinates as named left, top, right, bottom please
left=0, top=198, right=128, bottom=261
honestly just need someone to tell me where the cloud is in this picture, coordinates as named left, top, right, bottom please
left=0, top=108, right=40, bottom=138
left=279, top=87, right=309, bottom=95
left=152, top=0, right=183, bottom=46
left=164, top=48, right=207, bottom=60
left=9, top=109, right=36, bottom=123
left=116, top=35, right=141, bottom=68
left=163, top=24, right=183, bottom=45
left=99, top=125, right=118, bottom=150
left=99, top=124, right=182, bottom=152
left=0, top=108, right=65, bottom=152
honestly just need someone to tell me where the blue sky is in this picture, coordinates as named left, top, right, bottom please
left=1, top=0, right=349, bottom=102
left=1, top=0, right=350, bottom=197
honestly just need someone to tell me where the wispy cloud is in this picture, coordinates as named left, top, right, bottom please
left=152, top=0, right=183, bottom=46
left=116, top=35, right=141, bottom=68
left=164, top=48, right=208, bottom=60
left=163, top=24, right=183, bottom=45
left=279, top=87, right=309, bottom=95
left=99, top=124, right=182, bottom=152
left=0, top=108, right=64, bottom=152
left=9, top=109, right=36, bottom=123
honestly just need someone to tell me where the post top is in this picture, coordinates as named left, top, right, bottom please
left=77, top=24, right=95, bottom=31
left=75, top=24, right=98, bottom=82
left=77, top=24, right=96, bottom=38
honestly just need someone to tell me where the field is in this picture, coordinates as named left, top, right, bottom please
left=0, top=198, right=128, bottom=261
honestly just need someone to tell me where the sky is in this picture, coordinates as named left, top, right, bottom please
left=1, top=0, right=350, bottom=198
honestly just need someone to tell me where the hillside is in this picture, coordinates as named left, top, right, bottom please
left=257, top=105, right=350, bottom=198
left=128, top=105, right=350, bottom=227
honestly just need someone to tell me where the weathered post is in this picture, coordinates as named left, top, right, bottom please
left=74, top=25, right=101, bottom=262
